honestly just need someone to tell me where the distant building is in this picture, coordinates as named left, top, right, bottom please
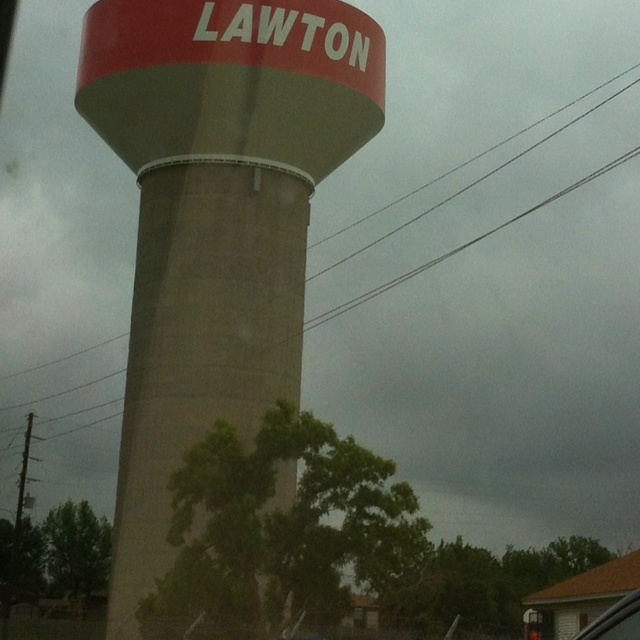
left=523, top=550, right=640, bottom=640
left=343, top=594, right=379, bottom=631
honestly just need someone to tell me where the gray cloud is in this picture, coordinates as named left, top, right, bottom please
left=1, top=0, right=639, bottom=554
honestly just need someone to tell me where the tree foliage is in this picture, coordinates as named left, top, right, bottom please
left=543, top=535, right=616, bottom=583
left=431, top=538, right=503, bottom=630
left=0, top=516, right=46, bottom=594
left=137, top=401, right=433, bottom=640
left=42, top=499, right=112, bottom=600
left=500, top=535, right=617, bottom=627
left=135, top=402, right=621, bottom=639
left=394, top=534, right=618, bottom=636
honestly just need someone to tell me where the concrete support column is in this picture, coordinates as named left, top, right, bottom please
left=106, top=163, right=311, bottom=639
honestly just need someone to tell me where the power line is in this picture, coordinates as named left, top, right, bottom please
left=36, top=411, right=123, bottom=443
left=0, top=411, right=123, bottom=455
left=0, top=369, right=126, bottom=414
left=0, top=332, right=128, bottom=383
left=306, top=76, right=640, bottom=285
left=309, top=60, right=640, bottom=250
left=1, top=429, right=22, bottom=451
left=0, top=410, right=123, bottom=457
left=43, top=437, right=119, bottom=455
left=2, top=134, right=634, bottom=422
left=40, top=417, right=120, bottom=441
left=0, top=401, right=124, bottom=455
left=0, top=447, right=22, bottom=463
left=0, top=400, right=123, bottom=463
left=302, top=145, right=640, bottom=333
left=2, top=65, right=638, bottom=390
left=37, top=397, right=125, bottom=426
left=0, top=65, right=637, bottom=394
left=225, top=143, right=639, bottom=360
left=0, top=420, right=35, bottom=459
left=0, top=71, right=634, bottom=458
left=118, top=70, right=640, bottom=375
left=0, top=422, right=25, bottom=440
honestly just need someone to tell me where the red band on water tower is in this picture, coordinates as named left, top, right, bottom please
left=77, top=0, right=385, bottom=110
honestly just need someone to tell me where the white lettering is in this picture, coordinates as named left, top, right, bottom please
left=324, top=22, right=349, bottom=61
left=221, top=3, right=254, bottom=42
left=300, top=13, right=325, bottom=52
left=258, top=6, right=299, bottom=46
left=193, top=2, right=218, bottom=42
left=349, top=31, right=370, bottom=71
left=194, top=3, right=372, bottom=73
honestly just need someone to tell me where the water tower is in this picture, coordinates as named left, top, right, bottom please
left=75, top=0, right=385, bottom=637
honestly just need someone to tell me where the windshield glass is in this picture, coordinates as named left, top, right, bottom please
left=1, top=2, right=639, bottom=639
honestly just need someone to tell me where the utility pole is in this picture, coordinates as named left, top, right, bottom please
left=1, top=412, right=35, bottom=640
left=0, top=0, right=20, bottom=110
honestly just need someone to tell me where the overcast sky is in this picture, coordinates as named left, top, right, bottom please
left=1, top=0, right=639, bottom=557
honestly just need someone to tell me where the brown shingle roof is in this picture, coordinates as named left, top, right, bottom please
left=524, top=550, right=640, bottom=605
left=352, top=594, right=378, bottom=609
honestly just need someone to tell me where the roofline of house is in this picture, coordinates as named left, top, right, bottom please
left=523, top=591, right=634, bottom=608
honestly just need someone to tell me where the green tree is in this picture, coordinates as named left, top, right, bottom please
left=543, top=535, right=616, bottom=583
left=0, top=516, right=46, bottom=594
left=359, top=511, right=433, bottom=629
left=42, top=500, right=112, bottom=601
left=500, top=536, right=617, bottom=630
left=424, top=537, right=505, bottom=635
left=502, top=545, right=549, bottom=593
left=501, top=545, right=550, bottom=627
left=137, top=401, right=433, bottom=640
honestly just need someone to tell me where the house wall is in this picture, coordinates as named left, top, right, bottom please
left=366, top=609, right=380, bottom=629
left=580, top=603, right=613, bottom=629
left=344, top=607, right=379, bottom=630
left=553, top=600, right=618, bottom=640
left=555, top=609, right=579, bottom=640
